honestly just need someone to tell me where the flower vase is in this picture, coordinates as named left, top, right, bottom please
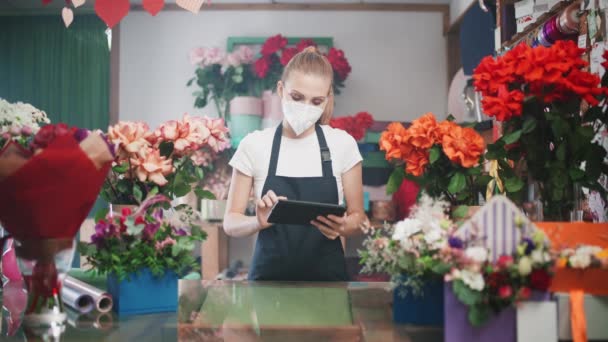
left=262, top=90, right=283, bottom=129
left=392, top=277, right=444, bottom=325
left=14, top=238, right=75, bottom=335
left=228, top=96, right=262, bottom=147
left=107, top=268, right=178, bottom=316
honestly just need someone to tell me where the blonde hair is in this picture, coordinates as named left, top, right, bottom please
left=281, top=46, right=334, bottom=125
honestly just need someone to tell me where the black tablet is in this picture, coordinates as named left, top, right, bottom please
left=267, top=199, right=347, bottom=225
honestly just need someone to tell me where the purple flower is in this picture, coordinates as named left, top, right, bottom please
left=73, top=128, right=89, bottom=142
left=143, top=222, right=161, bottom=239
left=152, top=209, right=163, bottom=222
left=522, top=238, right=535, bottom=255
left=173, top=228, right=188, bottom=236
left=448, top=236, right=464, bottom=249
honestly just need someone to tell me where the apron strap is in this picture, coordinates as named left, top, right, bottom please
left=314, top=125, right=333, bottom=178
left=268, top=123, right=334, bottom=178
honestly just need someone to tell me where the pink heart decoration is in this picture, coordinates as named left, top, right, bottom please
left=143, top=0, right=164, bottom=16
left=62, top=7, right=74, bottom=28
left=72, top=0, right=86, bottom=8
left=95, top=0, right=130, bottom=28
left=1, top=238, right=22, bottom=283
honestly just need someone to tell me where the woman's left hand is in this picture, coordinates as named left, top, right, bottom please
left=311, top=215, right=347, bottom=240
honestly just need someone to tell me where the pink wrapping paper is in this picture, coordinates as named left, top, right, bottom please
left=262, top=91, right=283, bottom=121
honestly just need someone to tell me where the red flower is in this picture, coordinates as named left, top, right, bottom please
left=602, top=49, right=608, bottom=70
left=498, top=285, right=513, bottom=299
left=518, top=286, right=532, bottom=300
left=480, top=85, right=524, bottom=122
left=261, top=34, right=287, bottom=56
left=121, top=207, right=132, bottom=216
left=32, top=123, right=73, bottom=150
left=135, top=215, right=146, bottom=225
left=354, top=112, right=374, bottom=129
left=296, top=39, right=317, bottom=51
left=280, top=47, right=298, bottom=66
left=254, top=56, right=271, bottom=78
left=486, top=271, right=508, bottom=289
left=561, top=68, right=603, bottom=106
left=327, top=48, right=351, bottom=81
left=529, top=269, right=552, bottom=291
left=497, top=255, right=514, bottom=269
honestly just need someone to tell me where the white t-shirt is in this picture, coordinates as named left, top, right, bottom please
left=229, top=125, right=363, bottom=204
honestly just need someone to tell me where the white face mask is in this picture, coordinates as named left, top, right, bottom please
left=281, top=100, right=325, bottom=136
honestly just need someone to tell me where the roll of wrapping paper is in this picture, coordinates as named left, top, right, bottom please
left=63, top=276, right=113, bottom=313
left=66, top=308, right=113, bottom=330
left=558, top=2, right=581, bottom=35
left=61, top=284, right=95, bottom=314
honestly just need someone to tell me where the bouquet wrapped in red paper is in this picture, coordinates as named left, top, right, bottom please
left=0, top=123, right=114, bottom=324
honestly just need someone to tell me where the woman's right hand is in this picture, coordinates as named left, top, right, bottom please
left=256, top=190, right=286, bottom=230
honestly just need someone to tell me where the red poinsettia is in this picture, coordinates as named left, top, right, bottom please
left=330, top=112, right=374, bottom=141
left=280, top=47, right=298, bottom=66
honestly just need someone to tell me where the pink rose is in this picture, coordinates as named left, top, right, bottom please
left=499, top=285, right=513, bottom=299
left=108, top=121, right=151, bottom=156
left=130, top=147, right=174, bottom=186
left=190, top=47, right=206, bottom=66
left=204, top=117, right=230, bottom=152
left=205, top=47, right=225, bottom=66
left=234, top=46, right=254, bottom=64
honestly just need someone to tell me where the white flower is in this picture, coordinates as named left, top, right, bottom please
left=518, top=256, right=533, bottom=275
left=569, top=253, right=592, bottom=269
left=392, top=218, right=422, bottom=241
left=424, top=228, right=445, bottom=250
left=461, top=269, right=485, bottom=291
left=531, top=250, right=551, bottom=264
left=465, top=247, right=489, bottom=263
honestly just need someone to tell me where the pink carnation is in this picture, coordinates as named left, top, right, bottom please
left=155, top=237, right=177, bottom=251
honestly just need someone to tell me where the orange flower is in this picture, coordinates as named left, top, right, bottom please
left=408, top=113, right=439, bottom=149
left=438, top=120, right=459, bottom=139
left=379, top=122, right=410, bottom=160
left=556, top=257, right=568, bottom=268
left=596, top=249, right=608, bottom=260
left=404, top=149, right=429, bottom=177
left=130, top=147, right=174, bottom=186
left=441, top=126, right=485, bottom=168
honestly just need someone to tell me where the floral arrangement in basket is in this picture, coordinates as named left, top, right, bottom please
left=78, top=195, right=206, bottom=280
left=330, top=111, right=374, bottom=141
left=443, top=219, right=554, bottom=326
left=379, top=113, right=488, bottom=210
left=0, top=98, right=50, bottom=148
left=253, top=35, right=351, bottom=95
left=557, top=245, right=608, bottom=269
left=473, top=40, right=608, bottom=220
left=102, top=114, right=229, bottom=206
left=188, top=45, right=258, bottom=119
left=359, top=194, right=453, bottom=296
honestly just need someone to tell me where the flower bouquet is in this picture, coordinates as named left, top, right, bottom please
left=473, top=40, right=608, bottom=220
left=78, top=195, right=206, bottom=315
left=379, top=113, right=488, bottom=212
left=102, top=114, right=229, bottom=208
left=330, top=111, right=374, bottom=141
left=253, top=35, right=351, bottom=95
left=0, top=123, right=114, bottom=329
left=188, top=46, right=258, bottom=120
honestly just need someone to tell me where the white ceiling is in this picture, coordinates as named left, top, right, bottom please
left=0, top=0, right=450, bottom=11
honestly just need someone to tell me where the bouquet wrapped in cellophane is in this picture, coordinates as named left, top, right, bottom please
left=0, top=123, right=114, bottom=323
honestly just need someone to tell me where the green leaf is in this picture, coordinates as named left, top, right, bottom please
left=172, top=244, right=180, bottom=257
left=232, top=75, right=243, bottom=83
left=112, top=163, right=129, bottom=173
left=468, top=305, right=491, bottom=327
left=466, top=167, right=481, bottom=176
left=448, top=172, right=466, bottom=194
left=195, top=167, right=204, bottom=180
left=476, top=175, right=493, bottom=188
left=569, top=167, right=585, bottom=181
left=576, top=125, right=595, bottom=139
left=174, top=182, right=192, bottom=198
left=133, top=184, right=143, bottom=203
left=431, top=262, right=451, bottom=275
left=159, top=141, right=174, bottom=158
left=522, top=117, right=537, bottom=134
left=452, top=205, right=469, bottom=219
left=398, top=254, right=416, bottom=270
left=187, top=77, right=195, bottom=87
left=504, top=177, right=525, bottom=193
left=94, top=207, right=109, bottom=223
left=148, top=186, right=159, bottom=198
left=452, top=280, right=482, bottom=306
left=386, top=167, right=406, bottom=195
left=552, top=187, right=564, bottom=200
left=503, top=130, right=522, bottom=145
left=556, top=143, right=567, bottom=161
left=195, top=188, right=216, bottom=200
left=446, top=114, right=456, bottom=122
left=429, top=146, right=441, bottom=164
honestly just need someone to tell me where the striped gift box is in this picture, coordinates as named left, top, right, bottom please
left=456, top=195, right=536, bottom=262
left=176, top=0, right=205, bottom=13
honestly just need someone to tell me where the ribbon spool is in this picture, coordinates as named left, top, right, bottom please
left=558, top=3, right=581, bottom=35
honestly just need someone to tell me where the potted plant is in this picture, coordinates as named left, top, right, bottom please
left=473, top=40, right=608, bottom=221
left=379, top=113, right=489, bottom=216
left=78, top=195, right=206, bottom=316
left=102, top=114, right=228, bottom=212
left=188, top=46, right=262, bottom=146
